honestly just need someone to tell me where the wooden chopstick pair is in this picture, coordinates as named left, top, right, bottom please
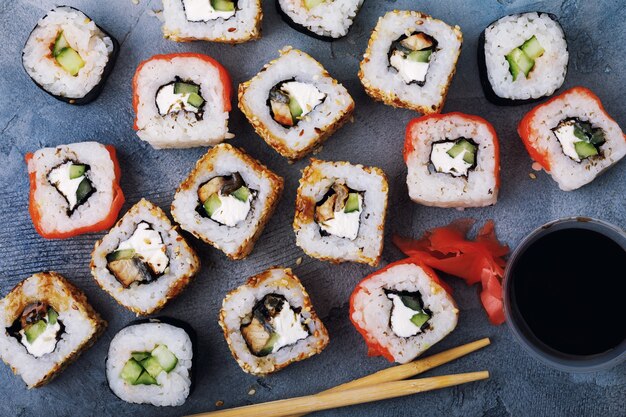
left=187, top=338, right=491, bottom=417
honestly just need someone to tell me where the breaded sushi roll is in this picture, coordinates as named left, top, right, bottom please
left=479, top=12, right=568, bottom=104
left=91, top=199, right=200, bottom=316
left=106, top=319, right=194, bottom=406
left=518, top=87, right=626, bottom=191
left=132, top=53, right=232, bottom=149
left=172, top=144, right=284, bottom=259
left=22, top=6, right=119, bottom=105
left=219, top=268, right=329, bottom=375
left=359, top=11, right=462, bottom=114
left=293, top=159, right=388, bottom=266
left=238, top=47, right=354, bottom=160
left=25, top=141, right=125, bottom=239
left=404, top=113, right=500, bottom=208
left=0, top=272, right=106, bottom=388
left=162, top=0, right=262, bottom=43
left=350, top=260, right=458, bottom=363
left=277, top=0, right=364, bottom=40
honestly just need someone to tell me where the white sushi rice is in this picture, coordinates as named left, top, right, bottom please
left=350, top=262, right=458, bottom=364
left=22, top=6, right=114, bottom=99
left=278, top=0, right=363, bottom=38
left=106, top=322, right=192, bottom=406
left=405, top=114, right=499, bottom=208
left=484, top=12, right=568, bottom=100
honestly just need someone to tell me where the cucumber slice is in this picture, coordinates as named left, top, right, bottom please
left=69, top=164, right=86, bottom=179
left=407, top=49, right=432, bottom=63
left=258, top=332, right=280, bottom=356
left=106, top=249, right=136, bottom=262
left=447, top=139, right=477, bottom=165
left=187, top=92, right=205, bottom=108
left=289, top=97, right=303, bottom=119
left=399, top=294, right=421, bottom=311
left=173, top=82, right=199, bottom=95
left=55, top=47, right=85, bottom=76
left=151, top=344, right=178, bottom=372
left=141, top=356, right=164, bottom=379
left=463, top=150, right=476, bottom=166
left=52, top=32, right=70, bottom=57
left=520, top=35, right=545, bottom=60
left=304, top=0, right=324, bottom=9
left=232, top=186, right=251, bottom=202
left=410, top=311, right=430, bottom=328
left=211, top=0, right=235, bottom=12
left=47, top=308, right=58, bottom=325
left=135, top=370, right=157, bottom=385
left=120, top=359, right=143, bottom=384
left=24, top=320, right=47, bottom=343
left=203, top=193, right=222, bottom=217
left=131, top=352, right=151, bottom=362
left=574, top=141, right=598, bottom=159
left=506, top=48, right=534, bottom=81
left=344, top=193, right=360, bottom=213
left=75, top=178, right=93, bottom=204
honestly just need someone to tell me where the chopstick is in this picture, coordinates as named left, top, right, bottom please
left=188, top=371, right=489, bottom=417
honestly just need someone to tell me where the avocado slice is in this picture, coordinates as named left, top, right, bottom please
left=131, top=351, right=151, bottom=362
left=135, top=370, right=157, bottom=385
left=232, top=186, right=251, bottom=202
left=506, top=48, right=534, bottom=81
left=120, top=358, right=143, bottom=384
left=47, top=308, right=58, bottom=325
left=141, top=356, right=164, bottom=379
left=55, top=47, right=85, bottom=76
left=151, top=344, right=178, bottom=372
left=187, top=92, right=205, bottom=108
left=410, top=311, right=430, bottom=328
left=203, top=193, right=222, bottom=217
left=574, top=141, right=598, bottom=159
left=211, top=0, right=235, bottom=12
left=407, top=49, right=432, bottom=63
left=520, top=35, right=545, bottom=60
left=258, top=332, right=280, bottom=356
left=106, top=249, right=136, bottom=262
left=344, top=193, right=360, bottom=213
left=173, top=82, right=199, bottom=95
left=24, top=320, right=47, bottom=344
left=69, top=164, right=86, bottom=179
left=289, top=97, right=303, bottom=120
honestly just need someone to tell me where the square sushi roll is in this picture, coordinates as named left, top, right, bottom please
left=22, top=6, right=119, bottom=104
left=91, top=199, right=200, bottom=316
left=518, top=87, right=626, bottom=191
left=293, top=159, right=388, bottom=266
left=404, top=112, right=500, bottom=208
left=359, top=11, right=462, bottom=114
left=171, top=144, right=284, bottom=259
left=25, top=141, right=125, bottom=239
left=162, top=0, right=262, bottom=43
left=219, top=268, right=329, bottom=375
left=277, top=0, right=364, bottom=40
left=0, top=272, right=106, bottom=388
left=238, top=47, right=355, bottom=160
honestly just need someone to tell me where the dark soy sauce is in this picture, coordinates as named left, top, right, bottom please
left=513, top=228, right=626, bottom=356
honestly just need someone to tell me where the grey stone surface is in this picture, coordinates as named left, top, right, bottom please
left=0, top=0, right=624, bottom=416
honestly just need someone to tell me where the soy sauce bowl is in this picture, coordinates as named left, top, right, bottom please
left=504, top=217, right=626, bottom=372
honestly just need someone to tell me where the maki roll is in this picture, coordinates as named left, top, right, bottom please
left=162, top=0, right=262, bottom=43
left=219, top=268, right=329, bottom=375
left=91, top=199, right=200, bottom=315
left=404, top=113, right=500, bottom=208
left=238, top=46, right=354, bottom=160
left=132, top=53, right=233, bottom=149
left=478, top=12, right=568, bottom=105
left=22, top=6, right=119, bottom=105
left=276, top=0, right=364, bottom=40
left=25, top=142, right=125, bottom=239
left=0, top=272, right=106, bottom=388
left=106, top=319, right=194, bottom=406
left=359, top=11, right=462, bottom=114
left=171, top=144, right=284, bottom=259
left=350, top=259, right=458, bottom=363
left=293, top=159, right=388, bottom=266
left=518, top=87, right=626, bottom=191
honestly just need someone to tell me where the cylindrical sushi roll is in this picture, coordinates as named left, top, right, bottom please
left=0, top=272, right=106, bottom=388
left=25, top=142, right=125, bottom=239
left=359, top=11, right=462, bottom=114
left=518, top=87, right=626, bottom=191
left=404, top=112, right=500, bottom=208
left=276, top=0, right=364, bottom=40
left=219, top=268, right=329, bottom=375
left=238, top=46, right=354, bottom=160
left=162, top=0, right=262, bottom=43
left=91, top=199, right=200, bottom=315
left=172, top=144, right=284, bottom=259
left=478, top=12, right=568, bottom=105
left=106, top=318, right=194, bottom=406
left=132, top=53, right=233, bottom=149
left=293, top=159, right=388, bottom=266
left=350, top=259, right=458, bottom=363
left=22, top=6, right=119, bottom=105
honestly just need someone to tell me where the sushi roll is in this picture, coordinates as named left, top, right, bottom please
left=161, top=0, right=262, bottom=43
left=238, top=47, right=354, bottom=160
left=518, top=87, right=626, bottom=191
left=404, top=113, right=500, bottom=208
left=293, top=159, right=388, bottom=266
left=359, top=11, right=462, bottom=114
left=106, top=318, right=194, bottom=406
left=276, top=0, right=364, bottom=40
left=91, top=199, right=200, bottom=315
left=25, top=141, right=125, bottom=239
left=478, top=12, right=568, bottom=105
left=22, top=6, right=119, bottom=105
left=0, top=272, right=106, bottom=388
left=132, top=53, right=233, bottom=149
left=219, top=267, right=329, bottom=375
left=350, top=259, right=458, bottom=363
left=171, top=144, right=284, bottom=259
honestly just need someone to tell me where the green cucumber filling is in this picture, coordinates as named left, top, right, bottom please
left=47, top=161, right=95, bottom=214
left=240, top=294, right=309, bottom=357
left=552, top=118, right=605, bottom=162
left=385, top=290, right=432, bottom=338
left=196, top=172, right=256, bottom=227
left=155, top=78, right=204, bottom=116
left=304, top=0, right=325, bottom=9
left=120, top=344, right=179, bottom=385
left=388, top=32, right=438, bottom=85
left=106, top=222, right=169, bottom=288
left=52, top=31, right=84, bottom=76
left=505, top=35, right=545, bottom=81
left=430, top=138, right=478, bottom=177
left=6, top=302, right=63, bottom=357
left=314, top=182, right=363, bottom=241
left=268, top=80, right=326, bottom=128
left=181, top=0, right=237, bottom=22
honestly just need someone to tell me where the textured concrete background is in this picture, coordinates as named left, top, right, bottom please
left=0, top=0, right=624, bottom=416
